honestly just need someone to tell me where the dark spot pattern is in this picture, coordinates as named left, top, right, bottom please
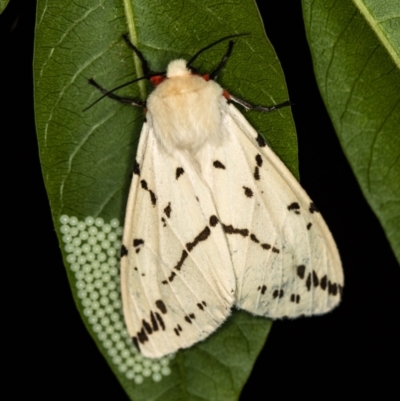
left=186, top=227, right=211, bottom=252
left=137, top=328, right=148, bottom=344
left=155, top=312, right=165, bottom=330
left=143, top=319, right=153, bottom=334
left=309, top=202, right=319, bottom=213
left=320, top=275, right=327, bottom=290
left=120, top=245, right=128, bottom=258
left=297, top=265, right=306, bottom=279
left=209, top=215, right=219, bottom=227
left=176, top=167, right=184, bottom=179
left=150, top=312, right=158, bottom=332
left=288, top=202, right=301, bottom=214
left=328, top=281, right=338, bottom=295
left=132, top=337, right=139, bottom=350
left=254, top=166, right=260, bottom=180
left=312, top=270, right=319, bottom=287
left=243, top=186, right=253, bottom=198
left=161, top=217, right=167, bottom=227
left=260, top=285, right=267, bottom=295
left=273, top=289, right=284, bottom=299
left=213, top=160, right=226, bottom=169
left=184, top=314, right=195, bottom=323
left=256, top=133, right=266, bottom=147
left=307, top=223, right=312, bottom=230
left=261, top=243, right=271, bottom=250
left=167, top=271, right=176, bottom=282
left=250, top=234, right=260, bottom=243
left=134, top=161, right=140, bottom=175
left=155, top=300, right=167, bottom=314
left=197, top=303, right=204, bottom=310
left=306, top=273, right=312, bottom=291
left=173, top=324, right=183, bottom=336
left=255, top=154, right=263, bottom=167
left=290, top=294, right=300, bottom=303
left=173, top=250, right=188, bottom=272
left=140, top=179, right=157, bottom=206
left=222, top=223, right=249, bottom=237
left=133, top=239, right=144, bottom=247
left=164, top=202, right=171, bottom=218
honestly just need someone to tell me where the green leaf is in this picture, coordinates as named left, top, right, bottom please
left=34, top=0, right=295, bottom=399
left=302, top=0, right=400, bottom=264
left=0, top=0, right=9, bottom=14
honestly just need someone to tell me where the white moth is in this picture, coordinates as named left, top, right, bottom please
left=89, top=36, right=343, bottom=359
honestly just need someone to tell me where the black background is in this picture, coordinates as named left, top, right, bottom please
left=3, top=0, right=399, bottom=399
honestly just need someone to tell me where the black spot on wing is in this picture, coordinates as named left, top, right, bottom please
left=155, top=312, right=165, bottom=330
left=134, top=161, right=140, bottom=175
left=137, top=328, right=148, bottom=344
left=272, top=247, right=280, bottom=254
left=164, top=202, right=171, bottom=218
left=320, top=275, right=327, bottom=290
left=258, top=285, right=267, bottom=295
left=290, top=294, right=300, bottom=303
left=140, top=179, right=157, bottom=206
left=133, top=239, right=144, bottom=247
left=307, top=222, right=312, bottom=230
left=173, top=324, right=183, bottom=336
left=120, top=245, right=128, bottom=258
left=256, top=133, right=266, bottom=147
left=312, top=270, right=319, bottom=287
left=328, top=281, right=338, bottom=295
left=273, top=289, right=284, bottom=299
left=176, top=167, right=184, bottom=179
left=297, top=265, right=306, bottom=279
left=184, top=313, right=196, bottom=324
left=250, top=234, right=260, bottom=243
left=213, top=160, right=226, bottom=169
left=209, top=215, right=219, bottom=227
left=222, top=223, right=249, bottom=237
left=168, top=271, right=176, bottom=282
left=143, top=319, right=153, bottom=335
left=262, top=243, right=271, bottom=250
left=197, top=301, right=207, bottom=310
left=155, top=300, right=167, bottom=314
left=255, top=154, right=263, bottom=167
left=254, top=166, right=260, bottom=180
left=132, top=337, right=140, bottom=351
left=186, top=227, right=211, bottom=252
left=309, top=202, right=319, bottom=213
left=150, top=312, right=159, bottom=331
left=174, top=250, right=188, bottom=271
left=243, top=186, right=253, bottom=198
left=288, top=202, right=301, bottom=214
left=161, top=217, right=167, bottom=227
left=306, top=273, right=312, bottom=291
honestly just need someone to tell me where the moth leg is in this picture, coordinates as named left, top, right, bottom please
left=228, top=95, right=292, bottom=113
left=86, top=78, right=146, bottom=108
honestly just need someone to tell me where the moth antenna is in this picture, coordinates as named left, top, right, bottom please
left=84, top=76, right=147, bottom=111
left=209, top=40, right=234, bottom=80
left=122, top=34, right=153, bottom=77
left=186, top=33, right=249, bottom=68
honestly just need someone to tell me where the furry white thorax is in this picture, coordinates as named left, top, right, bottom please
left=146, top=59, right=226, bottom=159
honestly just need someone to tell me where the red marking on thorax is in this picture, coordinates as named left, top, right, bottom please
left=150, top=75, right=165, bottom=86
left=223, top=90, right=231, bottom=100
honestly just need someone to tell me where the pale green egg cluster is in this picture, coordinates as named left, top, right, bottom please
left=59, top=215, right=173, bottom=384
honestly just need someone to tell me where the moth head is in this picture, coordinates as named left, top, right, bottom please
left=166, top=59, right=191, bottom=78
